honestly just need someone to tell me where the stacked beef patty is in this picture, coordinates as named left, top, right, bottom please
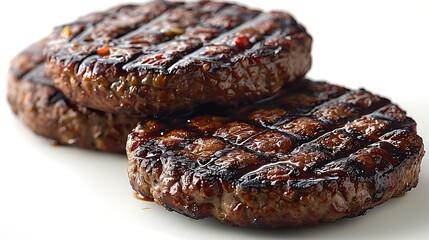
left=45, top=0, right=312, bottom=115
left=8, top=39, right=140, bottom=152
left=7, top=0, right=424, bottom=228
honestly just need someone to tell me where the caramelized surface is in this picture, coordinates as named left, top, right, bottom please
left=45, top=1, right=312, bottom=114
left=47, top=1, right=305, bottom=74
left=127, top=79, right=424, bottom=227
left=129, top=79, right=420, bottom=189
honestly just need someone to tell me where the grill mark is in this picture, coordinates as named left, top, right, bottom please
left=307, top=90, right=366, bottom=115
left=168, top=11, right=305, bottom=71
left=201, top=85, right=354, bottom=156
left=271, top=89, right=354, bottom=127
left=48, top=91, right=67, bottom=105
left=193, top=10, right=265, bottom=46
left=266, top=90, right=382, bottom=136
left=185, top=84, right=354, bottom=165
left=194, top=147, right=236, bottom=168
left=74, top=51, right=101, bottom=77
left=300, top=105, right=408, bottom=170
left=102, top=1, right=180, bottom=40
left=218, top=97, right=394, bottom=181
left=118, top=1, right=233, bottom=42
left=238, top=118, right=408, bottom=184
left=226, top=27, right=293, bottom=64
left=190, top=133, right=285, bottom=180
left=67, top=10, right=113, bottom=43
left=69, top=2, right=180, bottom=74
left=313, top=128, right=418, bottom=185
left=308, top=121, right=416, bottom=174
left=116, top=3, right=250, bottom=74
left=176, top=114, right=285, bottom=167
left=166, top=12, right=266, bottom=72
left=289, top=101, right=393, bottom=155
left=139, top=82, right=390, bottom=171
left=14, top=60, right=44, bottom=81
left=204, top=133, right=276, bottom=162
left=371, top=105, right=414, bottom=123
left=71, top=26, right=98, bottom=43
left=15, top=61, right=67, bottom=105
left=169, top=85, right=392, bottom=181
left=121, top=3, right=238, bottom=73
left=59, top=2, right=177, bottom=64
left=235, top=83, right=352, bottom=129
left=116, top=2, right=183, bottom=40
left=23, top=63, right=52, bottom=86
left=10, top=40, right=46, bottom=80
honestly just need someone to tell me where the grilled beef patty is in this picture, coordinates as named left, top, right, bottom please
left=45, top=0, right=312, bottom=115
left=7, top=40, right=140, bottom=153
left=127, top=79, right=424, bottom=227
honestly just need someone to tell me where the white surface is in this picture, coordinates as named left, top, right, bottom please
left=0, top=0, right=428, bottom=239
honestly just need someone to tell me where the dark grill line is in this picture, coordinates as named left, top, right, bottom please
left=126, top=4, right=243, bottom=73
left=23, top=63, right=52, bottom=86
left=166, top=12, right=266, bottom=72
left=110, top=3, right=249, bottom=74
left=199, top=88, right=354, bottom=154
left=238, top=120, right=406, bottom=184
left=317, top=128, right=416, bottom=178
left=67, top=2, right=177, bottom=46
left=15, top=60, right=44, bottom=80
left=210, top=100, right=395, bottom=180
left=288, top=102, right=394, bottom=155
left=298, top=105, right=404, bottom=169
left=309, top=127, right=414, bottom=175
left=68, top=10, right=115, bottom=43
left=116, top=2, right=183, bottom=40
left=166, top=91, right=393, bottom=180
left=271, top=90, right=355, bottom=127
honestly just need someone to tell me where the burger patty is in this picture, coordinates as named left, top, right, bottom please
left=7, top=40, right=140, bottom=153
left=45, top=0, right=312, bottom=115
left=127, top=79, right=425, bottom=227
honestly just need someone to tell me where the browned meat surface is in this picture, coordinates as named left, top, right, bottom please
left=7, top=40, right=140, bottom=153
left=127, top=79, right=425, bottom=227
left=45, top=0, right=312, bottom=115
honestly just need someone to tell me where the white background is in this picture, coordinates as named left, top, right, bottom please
left=0, top=0, right=428, bottom=239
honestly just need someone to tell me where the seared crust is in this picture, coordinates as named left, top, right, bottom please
left=45, top=0, right=312, bottom=115
left=127, top=79, right=425, bottom=227
left=7, top=40, right=140, bottom=152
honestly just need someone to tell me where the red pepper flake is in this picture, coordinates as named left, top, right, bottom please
left=97, top=45, right=110, bottom=56
left=153, top=53, right=163, bottom=60
left=233, top=35, right=250, bottom=49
